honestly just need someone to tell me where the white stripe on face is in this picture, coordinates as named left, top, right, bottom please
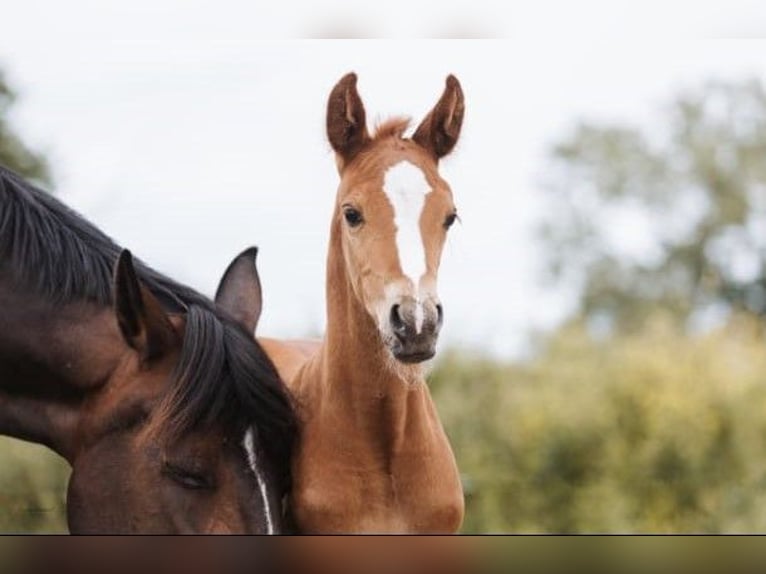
left=383, top=159, right=431, bottom=292
left=243, top=427, right=275, bottom=535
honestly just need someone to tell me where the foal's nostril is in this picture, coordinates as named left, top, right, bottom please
left=390, top=304, right=406, bottom=335
left=436, top=304, right=444, bottom=326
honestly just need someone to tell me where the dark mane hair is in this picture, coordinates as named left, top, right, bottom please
left=164, top=306, right=296, bottom=485
left=0, top=164, right=296, bottom=487
left=0, top=165, right=205, bottom=310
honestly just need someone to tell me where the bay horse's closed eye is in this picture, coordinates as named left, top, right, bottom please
left=227, top=73, right=465, bottom=533
left=0, top=166, right=297, bottom=533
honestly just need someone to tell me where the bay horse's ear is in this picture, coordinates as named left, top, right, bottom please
left=327, top=72, right=370, bottom=169
left=113, top=250, right=177, bottom=362
left=412, top=75, right=465, bottom=160
left=214, top=247, right=262, bottom=335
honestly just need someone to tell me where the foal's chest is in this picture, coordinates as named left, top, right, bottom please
left=291, top=434, right=464, bottom=533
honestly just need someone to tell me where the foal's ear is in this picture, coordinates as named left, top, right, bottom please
left=214, top=247, right=262, bottom=335
left=327, top=72, right=370, bottom=169
left=412, top=75, right=465, bottom=160
left=113, top=250, right=177, bottom=362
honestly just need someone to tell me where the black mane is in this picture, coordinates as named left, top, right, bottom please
left=0, top=164, right=296, bottom=487
left=0, top=164, right=205, bottom=310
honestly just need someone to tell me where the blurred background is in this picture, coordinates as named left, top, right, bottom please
left=2, top=4, right=766, bottom=533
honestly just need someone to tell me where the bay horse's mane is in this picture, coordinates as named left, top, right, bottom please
left=0, top=164, right=296, bottom=485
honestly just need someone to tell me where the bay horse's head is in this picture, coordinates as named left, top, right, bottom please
left=326, top=73, right=464, bottom=364
left=65, top=250, right=295, bottom=534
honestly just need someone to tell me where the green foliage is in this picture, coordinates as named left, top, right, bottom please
left=0, top=438, right=69, bottom=533
left=0, top=69, right=52, bottom=187
left=541, top=79, right=766, bottom=331
left=431, top=314, right=766, bottom=533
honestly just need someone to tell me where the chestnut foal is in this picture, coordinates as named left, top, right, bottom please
left=254, top=73, right=465, bottom=533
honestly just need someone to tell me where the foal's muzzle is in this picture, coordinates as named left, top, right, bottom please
left=388, top=299, right=443, bottom=364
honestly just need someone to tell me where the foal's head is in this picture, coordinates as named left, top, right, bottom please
left=326, top=73, right=464, bottom=364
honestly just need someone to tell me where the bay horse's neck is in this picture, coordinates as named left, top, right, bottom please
left=0, top=274, right=123, bottom=458
left=319, top=216, right=428, bottom=427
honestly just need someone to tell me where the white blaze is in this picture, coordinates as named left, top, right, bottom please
left=243, top=427, right=275, bottom=535
left=414, top=303, right=424, bottom=334
left=383, top=160, right=430, bottom=332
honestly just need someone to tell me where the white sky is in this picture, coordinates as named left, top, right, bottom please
left=2, top=4, right=766, bottom=357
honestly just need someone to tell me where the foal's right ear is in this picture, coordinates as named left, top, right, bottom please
left=214, top=247, right=262, bottom=335
left=113, top=250, right=177, bottom=362
left=326, top=72, right=370, bottom=169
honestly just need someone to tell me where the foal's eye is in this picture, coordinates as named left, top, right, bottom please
left=444, top=212, right=458, bottom=229
left=343, top=206, right=364, bottom=228
left=163, top=462, right=213, bottom=491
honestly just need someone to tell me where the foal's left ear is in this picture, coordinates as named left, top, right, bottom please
left=412, top=75, right=465, bottom=160
left=113, top=250, right=178, bottom=362
left=214, top=247, right=262, bottom=335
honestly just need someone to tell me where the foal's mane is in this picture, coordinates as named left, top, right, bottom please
left=0, top=165, right=296, bottom=485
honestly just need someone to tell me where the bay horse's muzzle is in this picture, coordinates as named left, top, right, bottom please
left=389, top=299, right=443, bottom=364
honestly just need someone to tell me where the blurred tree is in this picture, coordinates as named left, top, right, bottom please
left=541, top=79, right=766, bottom=332
left=0, top=69, right=52, bottom=187
left=430, top=313, right=766, bottom=533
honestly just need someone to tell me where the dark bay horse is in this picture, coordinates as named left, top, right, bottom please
left=0, top=165, right=297, bottom=533
left=254, top=73, right=465, bottom=533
